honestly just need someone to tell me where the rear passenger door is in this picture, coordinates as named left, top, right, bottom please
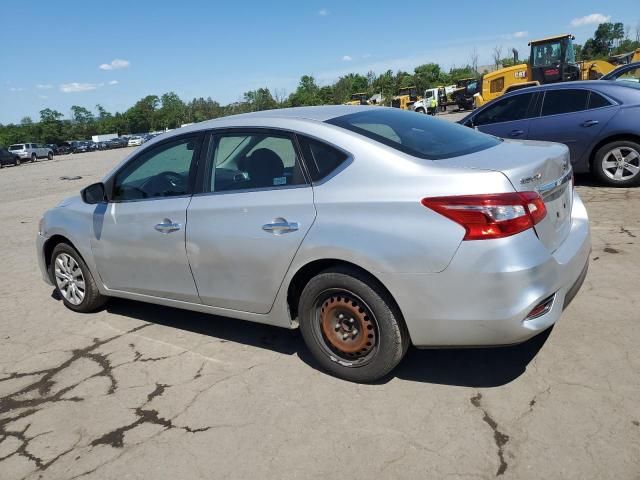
left=528, top=89, right=618, bottom=167
left=471, top=92, right=537, bottom=139
left=186, top=130, right=316, bottom=314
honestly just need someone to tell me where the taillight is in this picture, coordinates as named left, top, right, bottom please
left=421, top=192, right=547, bottom=240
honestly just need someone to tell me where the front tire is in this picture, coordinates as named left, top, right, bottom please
left=15, top=157, right=21, bottom=166
left=50, top=243, right=107, bottom=312
left=47, top=152, right=53, bottom=160
left=298, top=267, right=409, bottom=382
left=415, top=108, right=426, bottom=114
left=593, top=140, right=640, bottom=187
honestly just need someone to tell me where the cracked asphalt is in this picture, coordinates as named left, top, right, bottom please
left=1, top=122, right=639, bottom=479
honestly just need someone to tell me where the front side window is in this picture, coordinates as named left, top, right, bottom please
left=112, top=135, right=202, bottom=201
left=207, top=133, right=306, bottom=192
left=541, top=89, right=588, bottom=116
left=474, top=93, right=535, bottom=126
left=327, top=108, right=500, bottom=160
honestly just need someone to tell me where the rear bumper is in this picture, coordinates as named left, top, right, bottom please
left=381, top=190, right=591, bottom=347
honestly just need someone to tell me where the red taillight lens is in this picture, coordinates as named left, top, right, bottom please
left=421, top=192, right=547, bottom=240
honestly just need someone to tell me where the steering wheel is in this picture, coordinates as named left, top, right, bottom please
left=144, top=171, right=186, bottom=196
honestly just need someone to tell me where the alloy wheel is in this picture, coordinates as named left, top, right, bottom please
left=54, top=253, right=86, bottom=305
left=601, top=146, right=640, bottom=182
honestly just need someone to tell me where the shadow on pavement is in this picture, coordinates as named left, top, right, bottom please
left=101, top=297, right=551, bottom=387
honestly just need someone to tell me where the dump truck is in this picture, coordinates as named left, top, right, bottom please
left=391, top=86, right=421, bottom=110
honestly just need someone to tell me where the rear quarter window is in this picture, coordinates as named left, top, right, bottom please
left=297, top=136, right=349, bottom=182
left=326, top=108, right=500, bottom=160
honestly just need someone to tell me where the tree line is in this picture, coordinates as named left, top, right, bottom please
left=2, top=22, right=638, bottom=147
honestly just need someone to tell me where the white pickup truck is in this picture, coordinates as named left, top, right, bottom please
left=8, top=143, right=53, bottom=164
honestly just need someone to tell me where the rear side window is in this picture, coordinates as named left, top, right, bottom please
left=588, top=91, right=612, bottom=109
left=474, top=93, right=535, bottom=126
left=9, top=144, right=24, bottom=150
left=297, top=136, right=348, bottom=182
left=541, top=90, right=588, bottom=116
left=327, top=109, right=499, bottom=160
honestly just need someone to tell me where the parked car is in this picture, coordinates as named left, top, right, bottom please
left=37, top=106, right=590, bottom=382
left=71, top=141, right=95, bottom=154
left=601, top=61, right=640, bottom=83
left=127, top=136, right=144, bottom=147
left=8, top=143, right=53, bottom=162
left=0, top=147, right=20, bottom=167
left=56, top=142, right=74, bottom=155
left=460, top=81, right=640, bottom=187
left=107, top=138, right=127, bottom=149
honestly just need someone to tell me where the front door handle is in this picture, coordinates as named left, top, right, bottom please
left=154, top=219, right=182, bottom=234
left=509, top=129, right=525, bottom=137
left=581, top=120, right=599, bottom=127
left=262, top=218, right=299, bottom=235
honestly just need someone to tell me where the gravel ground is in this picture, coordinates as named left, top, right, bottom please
left=0, top=120, right=638, bottom=479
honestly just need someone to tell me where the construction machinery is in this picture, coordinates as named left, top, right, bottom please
left=391, top=86, right=421, bottom=110
left=472, top=34, right=640, bottom=108
left=344, top=93, right=370, bottom=106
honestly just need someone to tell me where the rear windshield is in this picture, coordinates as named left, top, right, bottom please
left=326, top=108, right=500, bottom=160
left=9, top=144, right=24, bottom=150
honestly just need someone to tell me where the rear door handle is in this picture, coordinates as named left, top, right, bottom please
left=581, top=120, right=599, bottom=127
left=509, top=129, right=525, bottom=137
left=262, top=218, right=299, bottom=235
left=154, top=219, right=182, bottom=234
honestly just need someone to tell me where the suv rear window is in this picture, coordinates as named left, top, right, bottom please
left=9, top=144, right=24, bottom=150
left=326, top=109, right=500, bottom=160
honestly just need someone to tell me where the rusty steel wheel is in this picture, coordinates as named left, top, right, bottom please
left=313, top=289, right=379, bottom=365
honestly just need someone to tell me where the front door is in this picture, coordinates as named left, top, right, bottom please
left=187, top=131, right=316, bottom=314
left=472, top=91, right=537, bottom=139
left=91, top=134, right=204, bottom=302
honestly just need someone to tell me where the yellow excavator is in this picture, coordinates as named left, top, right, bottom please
left=472, top=34, right=640, bottom=107
left=344, top=93, right=370, bottom=106
left=391, top=86, right=421, bottom=110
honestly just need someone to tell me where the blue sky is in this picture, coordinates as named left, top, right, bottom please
left=1, top=0, right=638, bottom=124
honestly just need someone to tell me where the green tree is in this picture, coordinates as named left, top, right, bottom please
left=289, top=76, right=321, bottom=106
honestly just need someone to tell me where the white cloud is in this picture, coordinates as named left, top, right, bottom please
left=108, top=80, right=119, bottom=85
left=38, top=95, right=48, bottom=99
left=571, top=13, right=610, bottom=27
left=362, top=53, right=372, bottom=58
left=59, top=82, right=104, bottom=93
left=318, top=8, right=329, bottom=16
left=36, top=84, right=53, bottom=89
left=98, top=58, right=130, bottom=71
left=9, top=87, right=24, bottom=92
left=342, top=55, right=352, bottom=61
left=512, top=31, right=528, bottom=38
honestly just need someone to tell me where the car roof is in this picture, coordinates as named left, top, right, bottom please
left=502, top=80, right=638, bottom=96
left=199, top=105, right=376, bottom=124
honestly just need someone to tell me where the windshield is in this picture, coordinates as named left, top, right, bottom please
left=531, top=41, right=561, bottom=67
left=9, top=144, right=24, bottom=150
left=326, top=108, right=500, bottom=160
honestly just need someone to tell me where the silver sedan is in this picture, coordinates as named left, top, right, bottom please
left=37, top=106, right=590, bottom=382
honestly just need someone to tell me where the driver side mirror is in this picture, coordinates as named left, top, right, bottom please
left=81, top=182, right=107, bottom=204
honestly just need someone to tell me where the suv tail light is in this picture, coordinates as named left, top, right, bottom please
left=421, top=192, right=546, bottom=240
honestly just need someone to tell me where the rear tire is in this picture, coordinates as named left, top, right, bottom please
left=47, top=152, right=53, bottom=160
left=592, top=140, right=640, bottom=187
left=415, top=108, right=426, bottom=114
left=15, top=157, right=21, bottom=166
left=49, top=243, right=108, bottom=312
left=31, top=153, right=36, bottom=163
left=298, top=266, right=409, bottom=383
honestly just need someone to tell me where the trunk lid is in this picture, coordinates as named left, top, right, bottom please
left=436, top=139, right=573, bottom=252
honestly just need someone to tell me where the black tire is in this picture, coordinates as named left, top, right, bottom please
left=47, top=152, right=53, bottom=160
left=415, top=108, right=426, bottom=114
left=298, top=266, right=409, bottom=383
left=49, top=242, right=108, bottom=312
left=592, top=140, right=640, bottom=187
left=31, top=153, right=37, bottom=163
left=15, top=157, right=21, bottom=166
